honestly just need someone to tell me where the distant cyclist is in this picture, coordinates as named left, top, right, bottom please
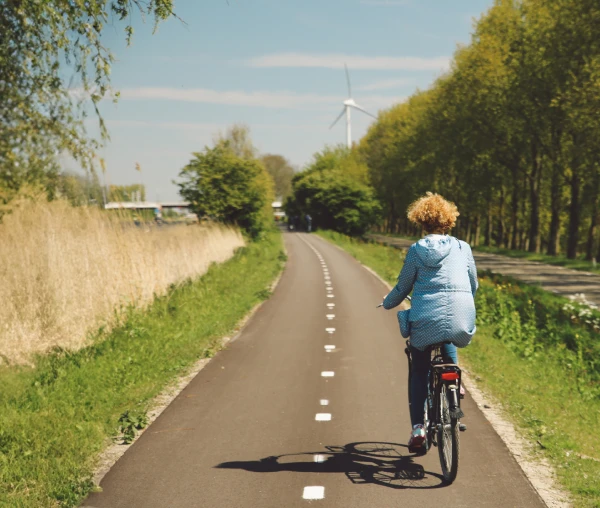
left=305, top=214, right=312, bottom=233
left=382, top=192, right=478, bottom=451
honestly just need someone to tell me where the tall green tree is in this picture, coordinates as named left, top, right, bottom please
left=178, top=144, right=274, bottom=238
left=358, top=0, right=600, bottom=260
left=0, top=0, right=175, bottom=198
left=260, top=154, right=295, bottom=200
left=285, top=146, right=380, bottom=236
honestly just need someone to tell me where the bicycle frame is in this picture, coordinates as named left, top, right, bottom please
left=404, top=340, right=464, bottom=448
left=389, top=297, right=463, bottom=482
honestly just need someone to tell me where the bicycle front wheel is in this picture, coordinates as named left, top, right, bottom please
left=437, top=383, right=459, bottom=483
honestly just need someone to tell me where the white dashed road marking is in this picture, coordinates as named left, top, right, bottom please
left=325, top=328, right=335, bottom=334
left=303, top=486, right=325, bottom=500
left=315, top=413, right=331, bottom=421
left=321, top=371, right=334, bottom=377
left=327, top=303, right=335, bottom=308
left=326, top=314, right=335, bottom=320
left=324, top=345, right=335, bottom=351
left=320, top=399, right=329, bottom=405
left=314, top=454, right=326, bottom=462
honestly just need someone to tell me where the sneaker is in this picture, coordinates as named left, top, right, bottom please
left=408, top=424, right=427, bottom=452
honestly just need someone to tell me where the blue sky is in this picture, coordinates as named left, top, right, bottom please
left=73, top=0, right=494, bottom=201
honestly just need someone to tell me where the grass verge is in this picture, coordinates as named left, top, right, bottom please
left=371, top=231, right=600, bottom=275
left=0, top=231, right=285, bottom=507
left=317, top=230, right=600, bottom=508
left=474, top=245, right=600, bottom=275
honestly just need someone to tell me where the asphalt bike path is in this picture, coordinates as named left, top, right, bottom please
left=83, top=233, right=544, bottom=507
left=370, top=234, right=600, bottom=307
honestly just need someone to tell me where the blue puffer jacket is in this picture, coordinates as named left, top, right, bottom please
left=383, top=235, right=478, bottom=350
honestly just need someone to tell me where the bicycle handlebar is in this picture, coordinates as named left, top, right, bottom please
left=376, top=294, right=411, bottom=308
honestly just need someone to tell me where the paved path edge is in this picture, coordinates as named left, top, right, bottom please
left=313, top=233, right=571, bottom=508
left=88, top=240, right=288, bottom=490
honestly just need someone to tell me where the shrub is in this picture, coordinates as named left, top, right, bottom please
left=285, top=146, right=381, bottom=236
left=475, top=271, right=600, bottom=396
left=178, top=144, right=274, bottom=238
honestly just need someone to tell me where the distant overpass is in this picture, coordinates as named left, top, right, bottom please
left=104, top=201, right=190, bottom=210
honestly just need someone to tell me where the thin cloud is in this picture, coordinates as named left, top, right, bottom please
left=357, top=78, right=415, bottom=91
left=119, top=87, right=335, bottom=108
left=106, top=120, right=323, bottom=131
left=107, top=120, right=222, bottom=130
left=246, top=53, right=451, bottom=71
left=117, top=87, right=404, bottom=110
left=360, top=0, right=410, bottom=5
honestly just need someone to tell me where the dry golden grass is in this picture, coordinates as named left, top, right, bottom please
left=0, top=200, right=244, bottom=364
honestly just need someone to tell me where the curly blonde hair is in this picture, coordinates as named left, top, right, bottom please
left=407, top=192, right=459, bottom=233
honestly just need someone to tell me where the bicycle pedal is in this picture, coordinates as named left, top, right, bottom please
left=459, top=423, right=467, bottom=432
left=449, top=407, right=465, bottom=419
left=408, top=445, right=428, bottom=455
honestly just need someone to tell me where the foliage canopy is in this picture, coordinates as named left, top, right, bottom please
left=0, top=0, right=175, bottom=201
left=359, top=0, right=600, bottom=259
left=285, top=146, right=381, bottom=236
left=178, top=143, right=274, bottom=238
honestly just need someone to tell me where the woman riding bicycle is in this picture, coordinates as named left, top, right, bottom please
left=382, top=192, right=478, bottom=451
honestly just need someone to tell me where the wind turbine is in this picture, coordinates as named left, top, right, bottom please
left=329, top=64, right=376, bottom=148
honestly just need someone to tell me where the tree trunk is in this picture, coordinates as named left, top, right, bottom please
left=528, top=142, right=542, bottom=253
left=586, top=209, right=598, bottom=261
left=485, top=202, right=492, bottom=247
left=465, top=216, right=472, bottom=243
left=547, top=161, right=562, bottom=255
left=473, top=215, right=481, bottom=246
left=585, top=169, right=599, bottom=261
left=510, top=161, right=520, bottom=249
left=567, top=170, right=582, bottom=259
left=388, top=198, right=396, bottom=234
left=596, top=225, right=600, bottom=262
left=496, top=188, right=506, bottom=247
left=520, top=229, right=527, bottom=251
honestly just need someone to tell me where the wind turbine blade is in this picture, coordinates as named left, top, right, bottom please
left=345, top=63, right=352, bottom=98
left=329, top=107, right=346, bottom=129
left=350, top=102, right=377, bottom=119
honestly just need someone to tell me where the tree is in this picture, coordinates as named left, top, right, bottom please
left=213, top=124, right=257, bottom=160
left=357, top=0, right=600, bottom=260
left=285, top=146, right=381, bottom=236
left=0, top=0, right=175, bottom=197
left=108, top=184, right=146, bottom=202
left=56, top=172, right=105, bottom=206
left=178, top=144, right=274, bottom=238
left=260, top=154, right=294, bottom=200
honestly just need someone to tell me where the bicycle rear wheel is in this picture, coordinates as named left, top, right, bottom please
left=437, top=383, right=459, bottom=483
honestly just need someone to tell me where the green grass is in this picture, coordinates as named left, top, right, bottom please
left=0, top=231, right=285, bottom=507
left=318, top=230, right=406, bottom=284
left=462, top=330, right=600, bottom=507
left=474, top=245, right=600, bottom=275
left=370, top=231, right=600, bottom=275
left=317, top=230, right=600, bottom=508
left=370, top=231, right=422, bottom=243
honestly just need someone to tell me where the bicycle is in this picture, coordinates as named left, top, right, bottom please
left=378, top=295, right=465, bottom=484
left=405, top=338, right=464, bottom=484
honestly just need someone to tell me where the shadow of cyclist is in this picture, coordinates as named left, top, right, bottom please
left=215, top=441, right=445, bottom=490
